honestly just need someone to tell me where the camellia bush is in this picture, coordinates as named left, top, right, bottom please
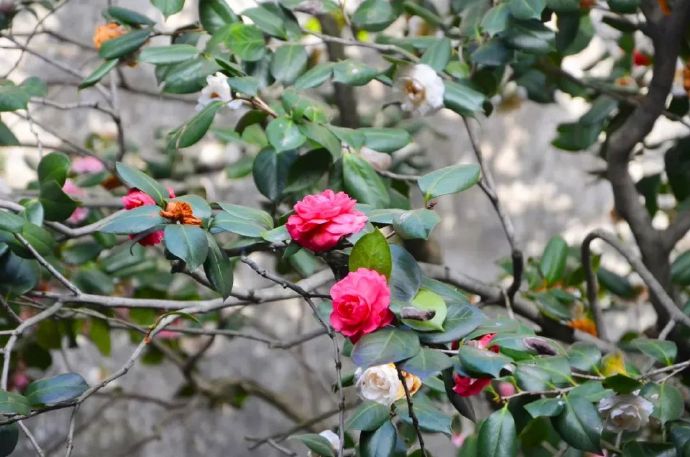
left=1, top=0, right=690, bottom=456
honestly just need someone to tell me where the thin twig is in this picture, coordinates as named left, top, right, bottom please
left=396, top=366, right=426, bottom=456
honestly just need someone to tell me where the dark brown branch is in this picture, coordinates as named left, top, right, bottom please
left=396, top=366, right=426, bottom=456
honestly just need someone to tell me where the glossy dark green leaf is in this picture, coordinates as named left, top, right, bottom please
left=602, top=374, right=642, bottom=394
left=349, top=229, right=392, bottom=278
left=420, top=38, right=452, bottom=72
left=115, top=162, right=169, bottom=206
left=79, top=59, right=119, bottom=89
left=0, top=390, right=31, bottom=416
left=346, top=401, right=390, bottom=431
left=0, top=423, right=18, bottom=457
left=359, top=128, right=411, bottom=153
left=360, top=421, right=397, bottom=457
left=294, top=63, right=334, bottom=89
left=160, top=57, right=219, bottom=94
left=284, top=149, right=331, bottom=192
left=151, top=0, right=184, bottom=18
left=396, top=395, right=452, bottom=434
left=478, top=407, right=517, bottom=457
left=300, top=123, right=341, bottom=158
left=552, top=394, right=602, bottom=453
left=270, top=44, right=308, bottom=84
left=629, top=338, right=676, bottom=366
left=106, top=6, right=155, bottom=25
left=266, top=117, right=306, bottom=152
left=211, top=203, right=273, bottom=237
left=418, top=163, right=481, bottom=202
left=481, top=4, right=510, bottom=36
left=291, top=434, right=334, bottom=457
left=351, top=328, right=421, bottom=368
left=25, top=373, right=89, bottom=406
left=333, top=60, right=380, bottom=86
left=457, top=344, right=512, bottom=378
left=227, top=76, right=258, bottom=96
left=607, top=0, right=640, bottom=14
left=671, top=251, right=690, bottom=285
left=622, top=442, right=675, bottom=457
left=0, top=210, right=25, bottom=233
left=139, top=44, right=199, bottom=64
left=39, top=181, right=77, bottom=222
left=540, top=235, right=568, bottom=285
left=204, top=233, right=234, bottom=299
left=100, top=205, right=166, bottom=234
left=169, top=100, right=223, bottom=149
left=502, top=20, right=554, bottom=54
left=392, top=208, right=440, bottom=240
left=226, top=23, right=265, bottom=61
left=400, top=348, right=452, bottom=379
left=164, top=224, right=209, bottom=270
left=524, top=397, right=564, bottom=418
left=567, top=342, right=601, bottom=371
left=508, top=0, right=545, bottom=20
left=443, top=368, right=476, bottom=422
left=0, top=120, right=18, bottom=145
left=352, top=0, right=397, bottom=31
left=252, top=148, right=293, bottom=202
left=641, top=383, right=683, bottom=424
left=343, top=153, right=389, bottom=208
left=99, top=29, right=151, bottom=59
left=199, top=0, right=238, bottom=33
left=242, top=5, right=287, bottom=38
left=443, top=80, right=485, bottom=115
left=37, top=151, right=70, bottom=186
left=389, top=245, right=422, bottom=302
left=419, top=302, right=485, bottom=344
left=16, top=223, right=54, bottom=257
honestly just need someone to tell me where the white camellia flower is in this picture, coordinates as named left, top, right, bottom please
left=397, top=64, right=445, bottom=116
left=598, top=394, right=654, bottom=432
left=355, top=364, right=402, bottom=406
left=307, top=430, right=340, bottom=457
left=195, top=72, right=243, bottom=112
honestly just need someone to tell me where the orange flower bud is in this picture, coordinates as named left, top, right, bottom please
left=160, top=201, right=202, bottom=226
left=568, top=317, right=597, bottom=336
left=93, top=23, right=125, bottom=50
left=658, top=0, right=670, bottom=15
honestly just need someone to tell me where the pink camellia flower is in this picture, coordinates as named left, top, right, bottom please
left=329, top=268, right=393, bottom=342
left=286, top=189, right=367, bottom=252
left=71, top=156, right=106, bottom=174
left=62, top=179, right=89, bottom=224
left=121, top=188, right=175, bottom=246
left=452, top=333, right=499, bottom=397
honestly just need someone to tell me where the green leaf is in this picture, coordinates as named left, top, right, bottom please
left=164, top=224, right=209, bottom=270
left=139, top=44, right=199, bottom=64
left=169, top=100, right=223, bottom=148
left=400, top=348, right=452, bottom=379
left=333, top=60, right=380, bottom=86
left=349, top=229, right=392, bottom=278
left=0, top=251, right=38, bottom=296
left=402, top=288, right=447, bottom=332
left=226, top=23, right=265, bottom=61
left=266, top=117, right=306, bottom=152
left=351, top=328, right=421, bottom=368
left=271, top=44, right=308, bottom=84
left=227, top=76, right=258, bottom=96
left=418, top=163, right=481, bottom=202
left=106, top=6, right=155, bottom=25
left=481, top=4, right=510, bottom=36
left=546, top=0, right=580, bottom=12
left=174, top=195, right=212, bottom=220
left=641, top=383, right=683, bottom=424
left=502, top=19, right=555, bottom=54
left=39, top=181, right=77, bottom=221
left=329, top=125, right=365, bottom=149
left=294, top=63, right=334, bottom=89
left=0, top=423, right=18, bottom=457
left=79, top=59, right=119, bottom=89
left=199, top=0, right=238, bottom=34
left=343, top=153, right=389, bottom=208
left=284, top=149, right=331, bottom=192
left=622, top=442, right=675, bottom=457
left=252, top=148, right=293, bottom=202
left=90, top=319, right=111, bottom=356
left=359, top=128, right=411, bottom=153
left=242, top=5, right=287, bottom=38
left=393, top=208, right=440, bottom=240
left=508, top=0, right=545, bottom=20
left=204, top=233, right=234, bottom=299
left=211, top=203, right=273, bottom=237
left=0, top=120, right=19, bottom=145
left=396, top=395, right=452, bottom=434
left=457, top=344, right=512, bottom=378
left=346, top=401, right=390, bottom=431
left=567, top=342, right=601, bottom=371
left=478, top=407, right=517, bottom=457
left=300, top=123, right=341, bottom=158
left=552, top=121, right=603, bottom=151
left=0, top=390, right=31, bottom=416
left=352, top=0, right=397, bottom=32
left=161, top=57, right=220, bottom=94
left=443, top=80, right=485, bottom=115
left=100, top=205, right=166, bottom=234
left=629, top=338, right=677, bottom=366
left=116, top=162, right=169, bottom=206
left=607, top=0, right=640, bottom=14
left=420, top=38, right=452, bottom=72
left=602, top=374, right=642, bottom=394
left=0, top=210, right=25, bottom=233
left=524, top=398, right=565, bottom=418
left=671, top=251, right=690, bottom=285
left=99, top=29, right=151, bottom=59
left=389, top=245, right=422, bottom=302
left=419, top=302, right=485, bottom=344
left=25, top=373, right=89, bottom=406
left=0, top=80, right=28, bottom=112
left=151, top=0, right=184, bottom=18
left=37, top=151, right=70, bottom=186
left=552, top=394, right=602, bottom=453
left=360, top=421, right=397, bottom=457
left=540, top=236, right=568, bottom=285
left=291, top=434, right=334, bottom=457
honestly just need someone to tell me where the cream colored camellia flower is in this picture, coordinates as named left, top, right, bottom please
left=397, top=64, right=445, bottom=116
left=307, top=430, right=340, bottom=457
left=355, top=363, right=422, bottom=406
left=598, top=394, right=654, bottom=432
left=195, top=72, right=243, bottom=112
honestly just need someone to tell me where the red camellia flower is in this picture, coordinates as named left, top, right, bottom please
left=286, top=189, right=367, bottom=252
left=452, top=333, right=499, bottom=397
left=330, top=268, right=393, bottom=342
left=121, top=188, right=175, bottom=246
left=633, top=50, right=651, bottom=67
